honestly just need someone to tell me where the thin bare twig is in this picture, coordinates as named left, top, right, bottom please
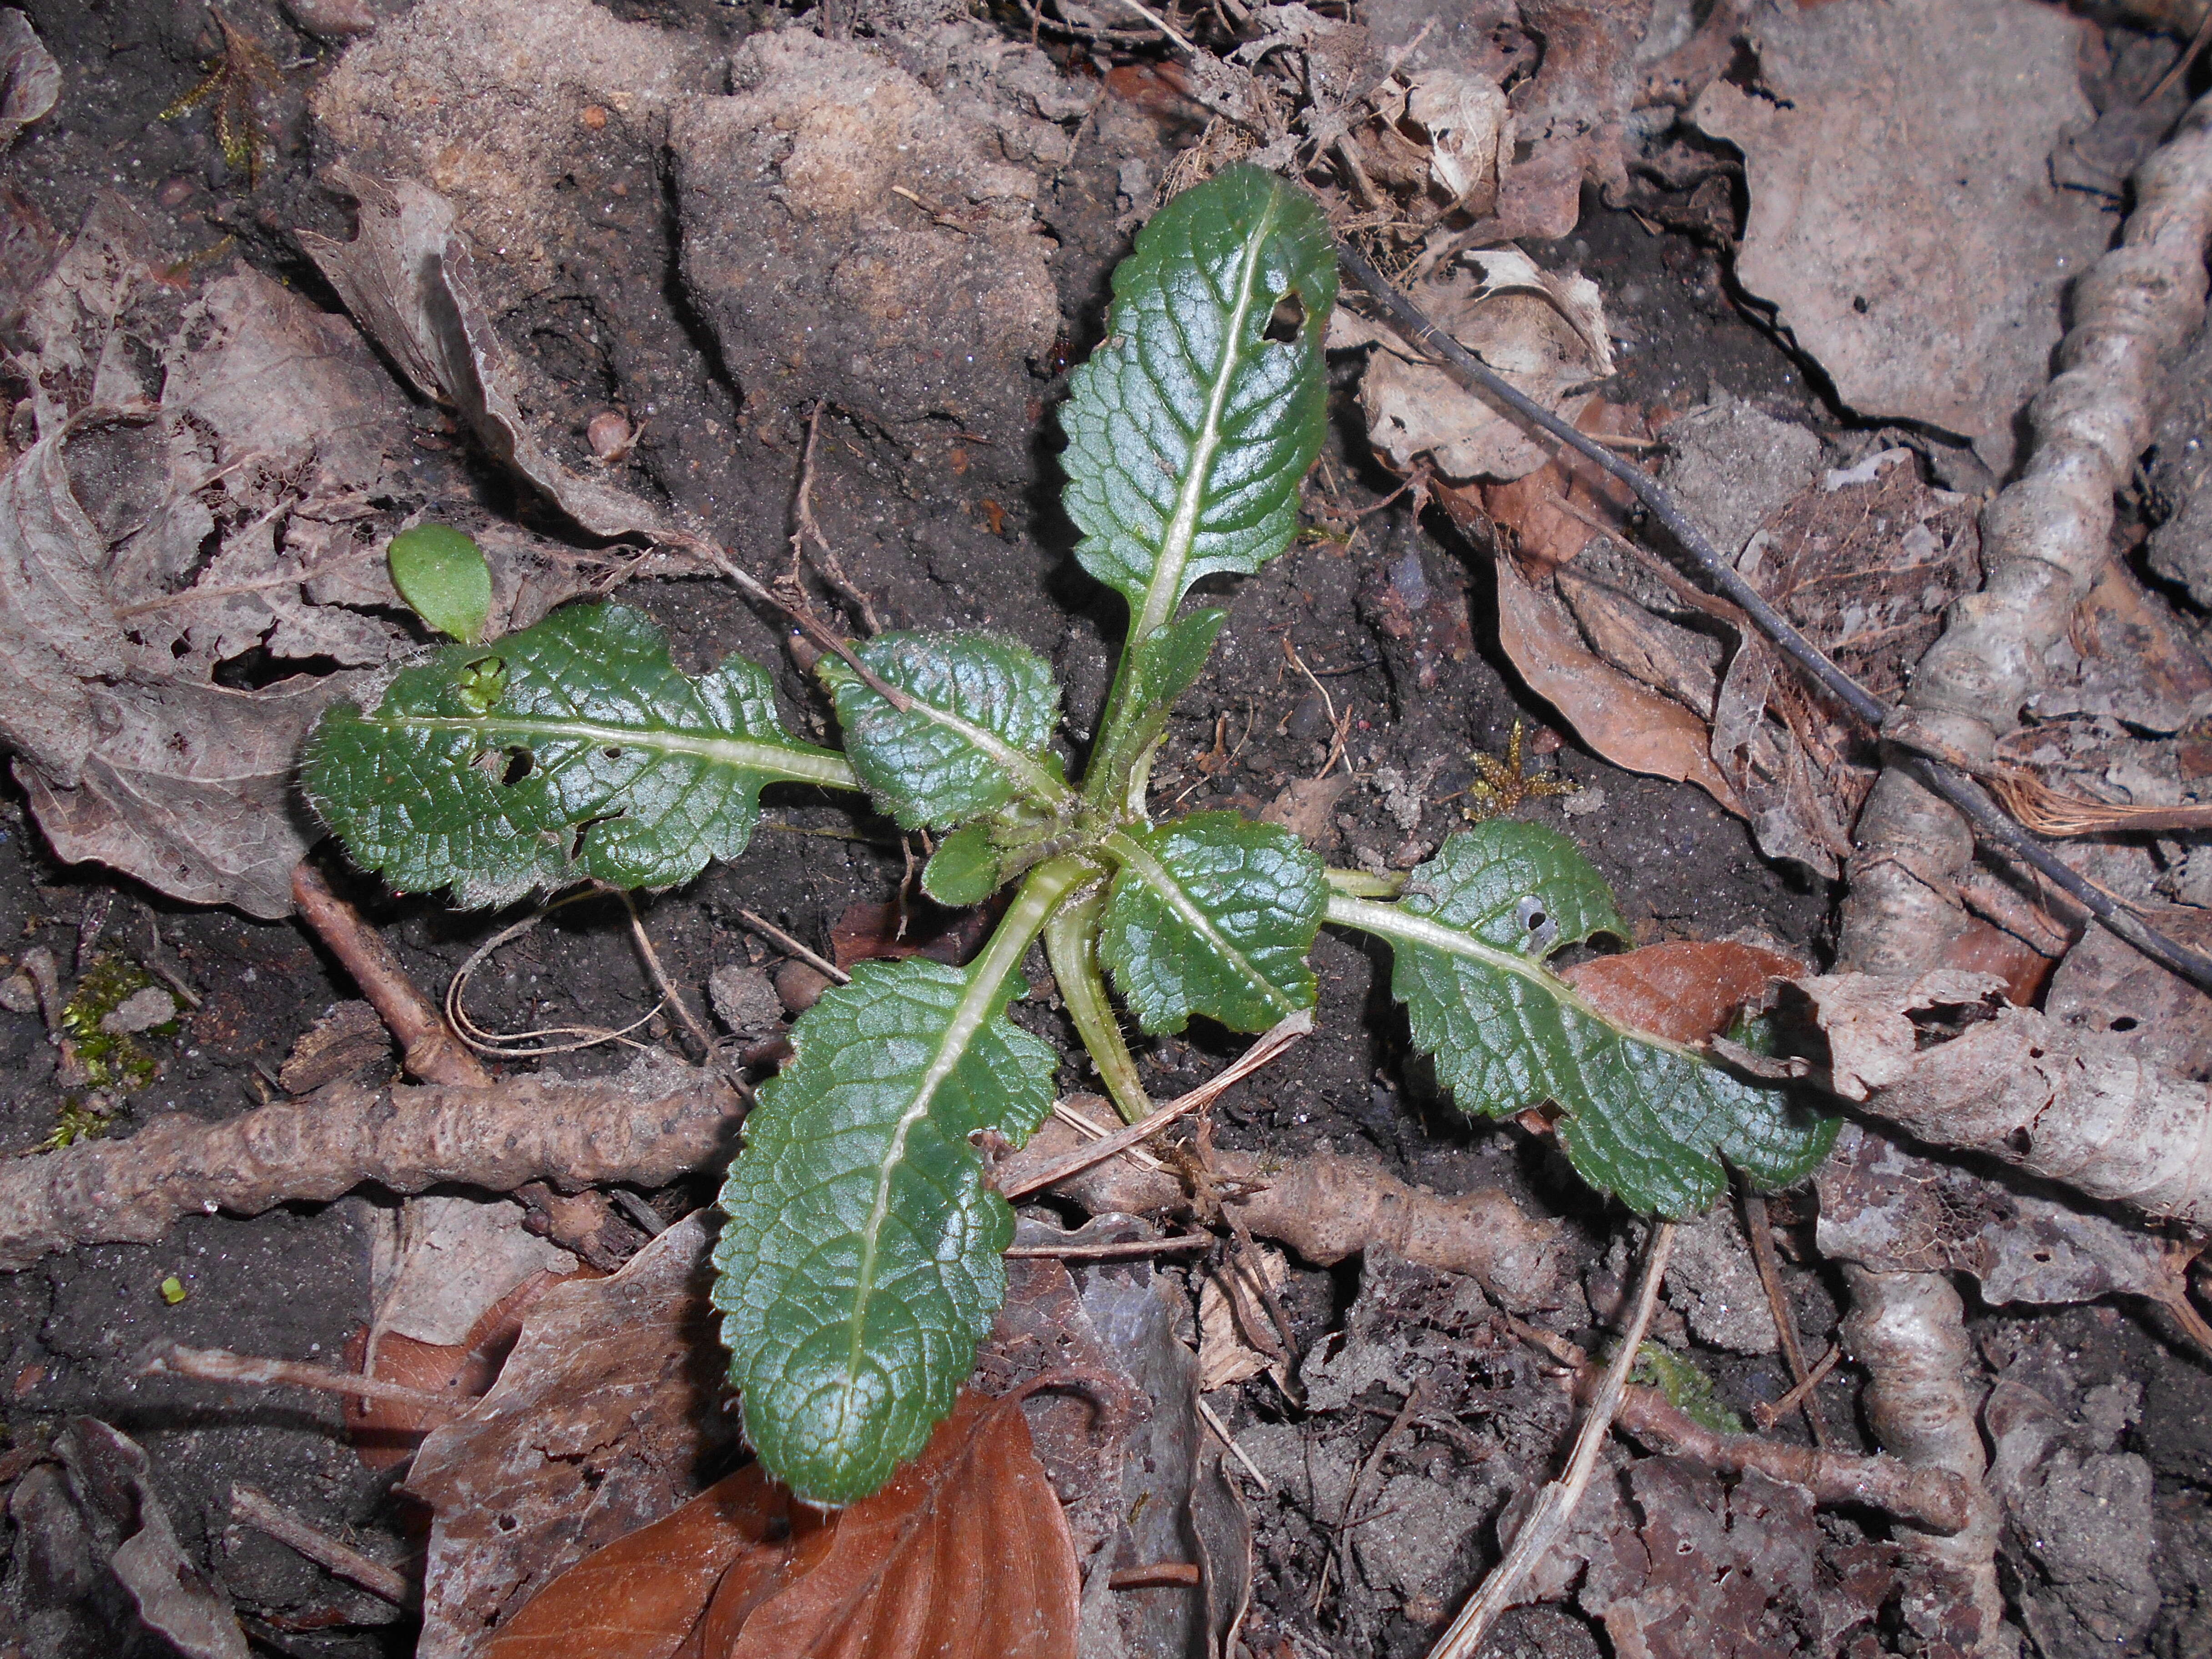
left=1004, top=1234, right=1212, bottom=1259
left=1754, top=1342, right=1842, bottom=1433
left=1052, top=1096, right=1170, bottom=1173
left=1426, top=1222, right=1677, bottom=1659
left=229, top=1486, right=415, bottom=1608
left=613, top=888, right=718, bottom=1063
left=998, top=1009, right=1312, bottom=1201
left=732, top=909, right=850, bottom=986
left=1739, top=1185, right=1827, bottom=1447
left=1110, top=0, right=1198, bottom=56
left=787, top=405, right=885, bottom=635
left=1333, top=1377, right=1432, bottom=1612
left=1335, top=245, right=2212, bottom=996
left=292, top=863, right=490, bottom=1087
left=1198, top=1395, right=1273, bottom=1491
left=689, top=538, right=913, bottom=713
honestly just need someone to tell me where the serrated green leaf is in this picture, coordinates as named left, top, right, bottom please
left=823, top=631, right=1067, bottom=830
left=1085, top=607, right=1225, bottom=811
left=1100, top=814, right=1325, bottom=1034
left=302, top=603, right=854, bottom=907
left=386, top=523, right=492, bottom=643
left=1333, top=822, right=1836, bottom=1217
left=1061, top=166, right=1337, bottom=643
left=710, top=953, right=1057, bottom=1504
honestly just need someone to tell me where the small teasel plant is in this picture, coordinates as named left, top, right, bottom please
left=302, top=166, right=1835, bottom=1504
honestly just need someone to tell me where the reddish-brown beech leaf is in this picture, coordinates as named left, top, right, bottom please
left=717, top=1388, right=1077, bottom=1659
left=827, top=895, right=1004, bottom=972
left=1562, top=940, right=1805, bottom=1044
left=483, top=1467, right=801, bottom=1659
left=407, top=1215, right=734, bottom=1659
left=484, top=1389, right=1077, bottom=1659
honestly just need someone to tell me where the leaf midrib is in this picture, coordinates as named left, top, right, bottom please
left=1131, top=189, right=1287, bottom=643
left=356, top=711, right=859, bottom=791
left=1107, top=828, right=1297, bottom=1019
left=1322, top=893, right=1712, bottom=1066
left=833, top=859, right=1084, bottom=1426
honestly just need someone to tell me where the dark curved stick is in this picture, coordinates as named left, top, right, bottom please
left=1337, top=244, right=2212, bottom=996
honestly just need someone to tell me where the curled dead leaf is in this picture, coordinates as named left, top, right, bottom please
left=483, top=1391, right=1078, bottom=1659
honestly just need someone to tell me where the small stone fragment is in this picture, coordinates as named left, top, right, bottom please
left=0, top=973, right=37, bottom=1016
left=709, top=963, right=784, bottom=1040
left=585, top=409, right=633, bottom=461
left=101, top=987, right=177, bottom=1037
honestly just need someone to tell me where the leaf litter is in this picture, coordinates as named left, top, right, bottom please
left=11, top=1, right=2212, bottom=1656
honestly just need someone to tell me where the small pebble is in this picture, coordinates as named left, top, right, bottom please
left=580, top=104, right=609, bottom=131
left=709, top=963, right=784, bottom=1039
left=773, top=959, right=832, bottom=1016
left=586, top=410, right=634, bottom=462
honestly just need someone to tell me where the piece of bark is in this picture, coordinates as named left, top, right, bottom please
left=0, top=1070, right=742, bottom=1270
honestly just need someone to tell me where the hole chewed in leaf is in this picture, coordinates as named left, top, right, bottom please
left=1263, top=291, right=1306, bottom=343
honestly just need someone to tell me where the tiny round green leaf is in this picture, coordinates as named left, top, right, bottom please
left=922, top=825, right=1001, bottom=908
left=388, top=524, right=493, bottom=643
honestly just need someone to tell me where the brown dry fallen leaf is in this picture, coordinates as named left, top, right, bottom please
left=0, top=9, right=60, bottom=148
left=477, top=1464, right=798, bottom=1659
left=406, top=1214, right=737, bottom=1659
left=1688, top=0, right=2109, bottom=473
left=482, top=1391, right=1078, bottom=1659
left=0, top=196, right=597, bottom=914
left=1490, top=542, right=1746, bottom=813
left=1815, top=1121, right=2198, bottom=1313
left=1337, top=251, right=1611, bottom=483
left=1561, top=940, right=1805, bottom=1044
left=301, top=173, right=678, bottom=543
left=26, top=1418, right=253, bottom=1659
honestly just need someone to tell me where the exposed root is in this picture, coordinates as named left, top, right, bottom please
left=291, top=862, right=490, bottom=1088
left=0, top=1071, right=742, bottom=1270
left=1843, top=1269, right=2017, bottom=1657
left=1005, top=1113, right=1573, bottom=1313
left=1843, top=90, right=2212, bottom=971
left=1508, top=1318, right=1969, bottom=1534
left=1817, top=92, right=2212, bottom=1659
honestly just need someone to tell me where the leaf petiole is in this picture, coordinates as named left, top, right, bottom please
left=1041, top=878, right=1154, bottom=1125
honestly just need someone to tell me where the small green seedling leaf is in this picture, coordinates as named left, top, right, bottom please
left=303, top=603, right=855, bottom=906
left=823, top=631, right=1066, bottom=829
left=1100, top=813, right=1325, bottom=1033
left=1062, top=166, right=1337, bottom=643
left=387, top=523, right=494, bottom=644
left=159, top=1275, right=187, bottom=1305
left=1084, top=607, right=1226, bottom=811
left=1339, top=821, right=1836, bottom=1217
left=711, top=954, right=1057, bottom=1504
left=921, top=824, right=1003, bottom=908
